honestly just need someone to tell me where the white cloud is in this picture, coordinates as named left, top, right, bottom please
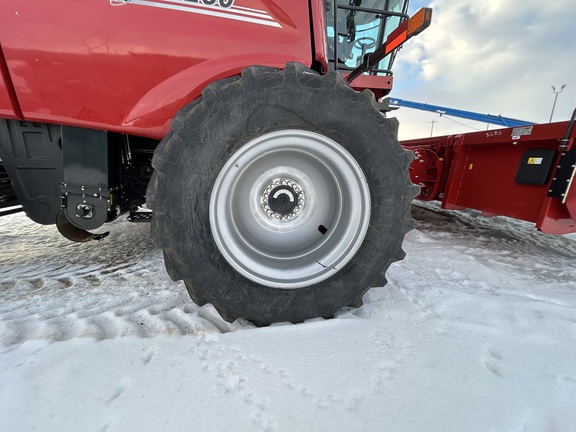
left=390, top=0, right=576, bottom=140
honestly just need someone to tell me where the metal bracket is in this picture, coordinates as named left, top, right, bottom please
left=547, top=150, right=576, bottom=200
left=128, top=206, right=152, bottom=222
left=61, top=183, right=118, bottom=230
left=60, top=126, right=124, bottom=231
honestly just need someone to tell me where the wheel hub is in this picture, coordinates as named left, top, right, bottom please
left=261, top=177, right=305, bottom=221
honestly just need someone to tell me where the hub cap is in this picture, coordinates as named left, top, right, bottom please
left=261, top=177, right=305, bottom=222
left=209, top=129, right=371, bottom=289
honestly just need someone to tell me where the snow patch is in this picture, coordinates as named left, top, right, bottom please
left=1, top=204, right=576, bottom=431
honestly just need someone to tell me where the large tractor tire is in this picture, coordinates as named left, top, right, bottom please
left=146, top=63, right=416, bottom=325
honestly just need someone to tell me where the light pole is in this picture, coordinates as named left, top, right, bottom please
left=549, top=84, right=566, bottom=122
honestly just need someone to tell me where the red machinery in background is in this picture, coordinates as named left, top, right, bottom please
left=401, top=110, right=576, bottom=234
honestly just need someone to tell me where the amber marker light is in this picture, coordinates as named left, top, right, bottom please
left=407, top=7, right=433, bottom=37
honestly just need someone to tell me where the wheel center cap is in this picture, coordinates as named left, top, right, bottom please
left=261, top=177, right=305, bottom=222
left=269, top=186, right=297, bottom=214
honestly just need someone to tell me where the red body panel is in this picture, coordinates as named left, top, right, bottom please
left=0, top=0, right=314, bottom=139
left=309, top=0, right=329, bottom=73
left=402, top=121, right=576, bottom=234
left=346, top=74, right=393, bottom=100
left=0, top=46, right=20, bottom=119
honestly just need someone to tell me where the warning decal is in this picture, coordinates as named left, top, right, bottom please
left=512, top=126, right=533, bottom=139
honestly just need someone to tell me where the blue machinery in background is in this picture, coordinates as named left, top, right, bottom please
left=387, top=97, right=535, bottom=128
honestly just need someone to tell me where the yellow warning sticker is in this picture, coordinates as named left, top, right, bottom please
left=527, top=157, right=543, bottom=165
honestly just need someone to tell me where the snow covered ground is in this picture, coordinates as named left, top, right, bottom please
left=1, top=202, right=575, bottom=432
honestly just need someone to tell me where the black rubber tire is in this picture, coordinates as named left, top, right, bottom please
left=146, top=62, right=416, bottom=325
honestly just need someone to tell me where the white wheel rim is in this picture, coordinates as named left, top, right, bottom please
left=209, top=129, right=371, bottom=288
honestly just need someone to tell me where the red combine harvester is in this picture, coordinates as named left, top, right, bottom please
left=0, top=1, right=572, bottom=325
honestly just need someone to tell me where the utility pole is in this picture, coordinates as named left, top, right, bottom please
left=549, top=84, right=566, bottom=122
left=430, top=119, right=436, bottom=137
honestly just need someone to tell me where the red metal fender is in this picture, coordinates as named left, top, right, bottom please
left=123, top=53, right=309, bottom=139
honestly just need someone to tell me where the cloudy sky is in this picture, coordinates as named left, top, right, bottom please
left=389, top=0, right=576, bottom=140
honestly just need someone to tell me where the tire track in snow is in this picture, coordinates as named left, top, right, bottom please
left=411, top=202, right=576, bottom=261
left=2, top=204, right=575, bottom=350
left=0, top=213, right=252, bottom=348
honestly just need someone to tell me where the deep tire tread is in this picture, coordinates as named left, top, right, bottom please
left=147, top=62, right=416, bottom=325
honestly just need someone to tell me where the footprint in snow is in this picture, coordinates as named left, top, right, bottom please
left=107, top=379, right=131, bottom=403
left=142, top=348, right=155, bottom=364
left=483, top=346, right=504, bottom=377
